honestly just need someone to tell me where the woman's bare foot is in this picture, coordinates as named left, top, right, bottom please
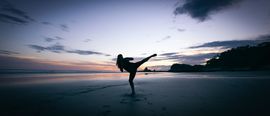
left=151, top=54, right=157, bottom=57
left=131, top=91, right=136, bottom=96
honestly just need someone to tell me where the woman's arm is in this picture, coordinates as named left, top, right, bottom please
left=124, top=57, right=134, bottom=61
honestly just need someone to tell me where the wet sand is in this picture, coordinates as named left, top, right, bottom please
left=0, top=72, right=270, bottom=116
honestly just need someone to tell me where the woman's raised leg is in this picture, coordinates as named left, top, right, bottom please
left=136, top=54, right=157, bottom=67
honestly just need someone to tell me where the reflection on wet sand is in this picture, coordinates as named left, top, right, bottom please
left=0, top=72, right=174, bottom=85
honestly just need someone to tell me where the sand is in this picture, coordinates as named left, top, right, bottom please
left=0, top=72, right=270, bottom=116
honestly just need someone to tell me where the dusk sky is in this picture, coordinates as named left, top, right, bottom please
left=0, top=0, right=270, bottom=71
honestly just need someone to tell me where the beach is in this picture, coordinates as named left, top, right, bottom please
left=1, top=72, right=270, bottom=116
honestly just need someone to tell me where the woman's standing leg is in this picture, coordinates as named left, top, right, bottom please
left=129, top=72, right=136, bottom=95
left=128, top=54, right=156, bottom=95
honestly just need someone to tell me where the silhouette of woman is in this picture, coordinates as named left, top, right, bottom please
left=116, top=54, right=157, bottom=95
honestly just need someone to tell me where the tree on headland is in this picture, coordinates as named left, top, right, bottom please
left=169, top=64, right=204, bottom=72
left=206, top=42, right=270, bottom=70
left=169, top=42, right=270, bottom=72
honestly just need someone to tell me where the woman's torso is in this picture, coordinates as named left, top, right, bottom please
left=122, top=60, right=137, bottom=73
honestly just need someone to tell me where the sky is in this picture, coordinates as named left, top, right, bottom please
left=0, top=0, right=270, bottom=72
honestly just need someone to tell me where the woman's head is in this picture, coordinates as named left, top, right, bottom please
left=116, top=54, right=124, bottom=72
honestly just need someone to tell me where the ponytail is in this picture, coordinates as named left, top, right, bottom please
left=116, top=54, right=124, bottom=72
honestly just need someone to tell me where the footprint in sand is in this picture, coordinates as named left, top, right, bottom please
left=119, top=93, right=154, bottom=105
left=100, top=105, right=111, bottom=116
left=161, top=106, right=167, bottom=111
left=120, top=99, right=128, bottom=104
left=161, top=106, right=169, bottom=116
left=101, top=110, right=111, bottom=116
left=102, top=105, right=110, bottom=108
left=134, top=98, right=141, bottom=101
left=144, top=97, right=147, bottom=100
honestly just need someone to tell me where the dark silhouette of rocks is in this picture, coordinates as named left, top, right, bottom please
left=143, top=67, right=152, bottom=72
left=169, top=64, right=204, bottom=72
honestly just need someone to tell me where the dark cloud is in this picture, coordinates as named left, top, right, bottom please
left=41, top=22, right=70, bottom=32
left=160, top=52, right=217, bottom=64
left=55, top=36, right=64, bottom=40
left=60, top=24, right=69, bottom=32
left=0, top=49, right=19, bottom=55
left=0, top=13, right=28, bottom=24
left=44, top=36, right=64, bottom=42
left=150, top=57, right=171, bottom=62
left=28, top=45, right=46, bottom=52
left=44, top=38, right=55, bottom=42
left=28, top=43, right=110, bottom=56
left=174, top=0, right=241, bottom=21
left=28, top=44, right=65, bottom=53
left=41, top=21, right=52, bottom=25
left=169, top=26, right=186, bottom=32
left=0, top=0, right=34, bottom=24
left=189, top=34, right=270, bottom=49
left=177, top=53, right=217, bottom=64
left=66, top=50, right=110, bottom=56
left=42, top=44, right=65, bottom=53
left=160, top=52, right=178, bottom=56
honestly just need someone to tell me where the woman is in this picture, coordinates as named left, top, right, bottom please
left=116, top=54, right=157, bottom=95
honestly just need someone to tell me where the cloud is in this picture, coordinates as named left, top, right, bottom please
left=160, top=52, right=217, bottom=64
left=0, top=13, right=28, bottom=24
left=189, top=34, right=270, bottom=49
left=160, top=52, right=178, bottom=56
left=41, top=21, right=52, bottom=25
left=156, top=36, right=171, bottom=43
left=177, top=28, right=185, bottom=32
left=60, top=24, right=69, bottom=32
left=177, top=53, right=217, bottom=64
left=84, top=39, right=92, bottom=42
left=28, top=43, right=110, bottom=56
left=148, top=65, right=171, bottom=71
left=66, top=50, right=110, bottom=56
left=0, top=49, right=19, bottom=55
left=44, top=36, right=64, bottom=42
left=28, top=44, right=65, bottom=53
left=44, top=38, right=55, bottom=42
left=28, top=45, right=46, bottom=52
left=41, top=22, right=70, bottom=32
left=0, top=0, right=34, bottom=24
left=0, top=55, right=116, bottom=71
left=169, top=26, right=186, bottom=32
left=174, top=0, right=241, bottom=21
